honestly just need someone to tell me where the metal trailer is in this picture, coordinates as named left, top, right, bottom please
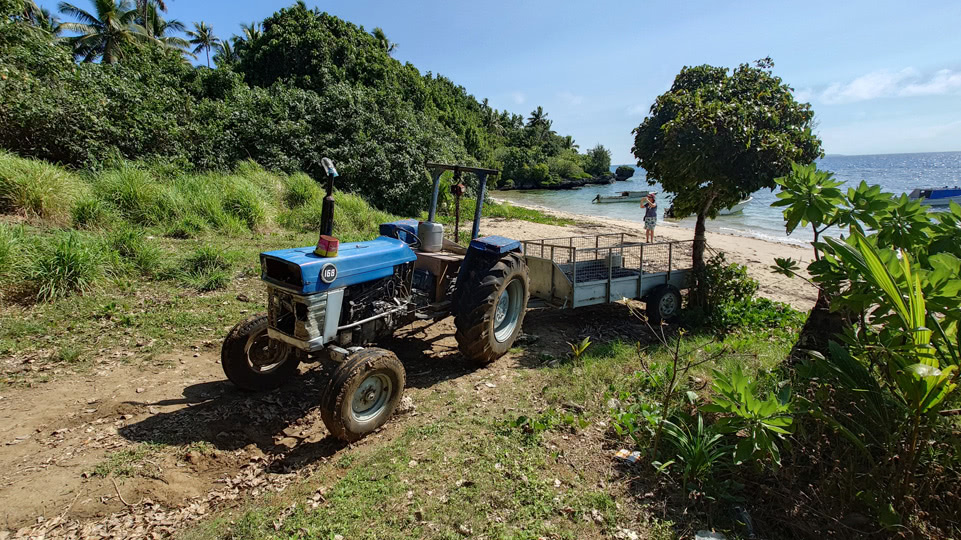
left=521, top=233, right=693, bottom=316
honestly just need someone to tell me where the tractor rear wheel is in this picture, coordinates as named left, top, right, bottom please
left=454, top=253, right=530, bottom=366
left=321, top=348, right=406, bottom=442
left=221, top=313, right=299, bottom=391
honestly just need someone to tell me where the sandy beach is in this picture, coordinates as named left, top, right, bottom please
left=483, top=199, right=818, bottom=311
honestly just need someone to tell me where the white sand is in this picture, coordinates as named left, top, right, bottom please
left=480, top=200, right=818, bottom=311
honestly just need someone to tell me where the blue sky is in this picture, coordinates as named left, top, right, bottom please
left=50, top=0, right=961, bottom=163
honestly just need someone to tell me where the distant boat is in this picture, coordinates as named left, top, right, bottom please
left=908, top=187, right=961, bottom=207
left=592, top=190, right=650, bottom=204
left=718, top=197, right=753, bottom=215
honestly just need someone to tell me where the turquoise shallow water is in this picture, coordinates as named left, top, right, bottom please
left=495, top=151, right=961, bottom=246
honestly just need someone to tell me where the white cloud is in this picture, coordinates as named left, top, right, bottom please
left=558, top=91, right=584, bottom=106
left=511, top=91, right=526, bottom=105
left=816, top=67, right=961, bottom=104
left=626, top=104, right=648, bottom=116
left=901, top=69, right=961, bottom=96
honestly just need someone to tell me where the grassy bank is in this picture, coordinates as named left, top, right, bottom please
left=0, top=153, right=562, bottom=383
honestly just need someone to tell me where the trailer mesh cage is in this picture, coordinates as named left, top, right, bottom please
left=521, top=234, right=694, bottom=284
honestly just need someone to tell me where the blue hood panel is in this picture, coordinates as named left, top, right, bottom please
left=261, top=237, right=417, bottom=294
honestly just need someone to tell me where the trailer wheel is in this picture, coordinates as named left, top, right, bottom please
left=221, top=313, right=299, bottom=391
left=646, top=286, right=682, bottom=325
left=321, top=348, right=406, bottom=442
left=454, top=253, right=530, bottom=366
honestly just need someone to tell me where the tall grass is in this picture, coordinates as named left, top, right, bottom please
left=284, top=173, right=322, bottom=208
left=104, top=224, right=162, bottom=276
left=0, top=153, right=84, bottom=224
left=94, top=165, right=176, bottom=226
left=27, top=231, right=103, bottom=300
left=0, top=223, right=24, bottom=281
left=278, top=191, right=395, bottom=242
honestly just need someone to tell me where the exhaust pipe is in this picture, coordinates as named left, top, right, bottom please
left=319, top=157, right=338, bottom=237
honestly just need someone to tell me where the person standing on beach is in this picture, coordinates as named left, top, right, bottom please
left=641, top=193, right=657, bottom=242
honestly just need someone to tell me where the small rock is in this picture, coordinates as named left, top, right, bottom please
left=695, top=532, right=727, bottom=540
left=136, top=387, right=145, bottom=393
left=484, top=382, right=496, bottom=388
left=408, top=459, right=418, bottom=468
left=553, top=478, right=561, bottom=488
left=148, top=406, right=159, bottom=414
left=458, top=524, right=472, bottom=536
left=614, top=527, right=640, bottom=540
left=193, top=353, right=200, bottom=358
left=395, top=395, right=415, bottom=414
left=236, top=294, right=250, bottom=302
left=606, top=398, right=621, bottom=410
left=185, top=451, right=201, bottom=465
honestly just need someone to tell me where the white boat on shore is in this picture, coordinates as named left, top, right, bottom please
left=718, top=197, right=753, bottom=215
left=592, top=190, right=650, bottom=204
left=908, top=187, right=961, bottom=207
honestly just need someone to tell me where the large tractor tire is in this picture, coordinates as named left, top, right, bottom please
left=646, top=285, right=682, bottom=325
left=454, top=252, right=530, bottom=366
left=221, top=313, right=299, bottom=391
left=321, top=348, right=406, bottom=442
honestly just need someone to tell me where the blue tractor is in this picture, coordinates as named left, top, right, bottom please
left=221, top=161, right=529, bottom=441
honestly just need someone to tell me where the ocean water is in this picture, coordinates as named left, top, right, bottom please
left=494, top=151, right=961, bottom=246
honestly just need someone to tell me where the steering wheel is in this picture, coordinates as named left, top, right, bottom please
left=395, top=230, right=421, bottom=250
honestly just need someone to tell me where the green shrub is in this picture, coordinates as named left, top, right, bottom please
left=165, top=213, right=207, bottom=239
left=284, top=173, right=321, bottom=208
left=71, top=196, right=111, bottom=228
left=222, top=179, right=267, bottom=229
left=0, top=223, right=24, bottom=280
left=28, top=231, right=102, bottom=300
left=104, top=225, right=163, bottom=276
left=0, top=153, right=83, bottom=223
left=175, top=246, right=233, bottom=292
left=94, top=166, right=175, bottom=225
left=183, top=246, right=231, bottom=275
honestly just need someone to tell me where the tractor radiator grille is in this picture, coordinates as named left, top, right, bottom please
left=268, top=288, right=326, bottom=342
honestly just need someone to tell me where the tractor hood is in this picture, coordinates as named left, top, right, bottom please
left=260, top=237, right=417, bottom=295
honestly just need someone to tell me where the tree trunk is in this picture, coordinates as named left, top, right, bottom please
left=788, top=289, right=849, bottom=364
left=689, top=193, right=716, bottom=309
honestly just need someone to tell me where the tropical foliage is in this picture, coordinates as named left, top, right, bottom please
left=631, top=58, right=822, bottom=302
left=2, top=1, right=600, bottom=216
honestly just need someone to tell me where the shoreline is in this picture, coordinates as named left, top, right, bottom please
left=484, top=197, right=818, bottom=311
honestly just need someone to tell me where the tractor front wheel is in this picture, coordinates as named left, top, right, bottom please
left=221, top=313, right=299, bottom=391
left=454, top=253, right=530, bottom=366
left=321, top=348, right=406, bottom=442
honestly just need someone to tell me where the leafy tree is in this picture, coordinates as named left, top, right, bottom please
left=58, top=0, right=153, bottom=63
left=632, top=58, right=822, bottom=305
left=584, top=144, right=611, bottom=176
left=212, top=39, right=237, bottom=66
left=186, top=20, right=218, bottom=67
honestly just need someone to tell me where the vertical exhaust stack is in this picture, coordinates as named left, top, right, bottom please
left=315, top=158, right=340, bottom=257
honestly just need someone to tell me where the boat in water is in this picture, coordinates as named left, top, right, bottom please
left=908, top=187, right=961, bottom=207
left=718, top=197, right=753, bottom=215
left=592, top=190, right=650, bottom=204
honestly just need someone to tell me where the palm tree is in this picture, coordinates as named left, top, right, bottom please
left=134, top=0, right=164, bottom=36
left=562, top=135, right=579, bottom=151
left=58, top=0, right=152, bottom=63
left=144, top=4, right=188, bottom=54
left=213, top=39, right=239, bottom=66
left=239, top=21, right=261, bottom=43
left=187, top=21, right=220, bottom=68
left=371, top=27, right=397, bottom=56
left=27, top=6, right=63, bottom=35
left=526, top=106, right=549, bottom=129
